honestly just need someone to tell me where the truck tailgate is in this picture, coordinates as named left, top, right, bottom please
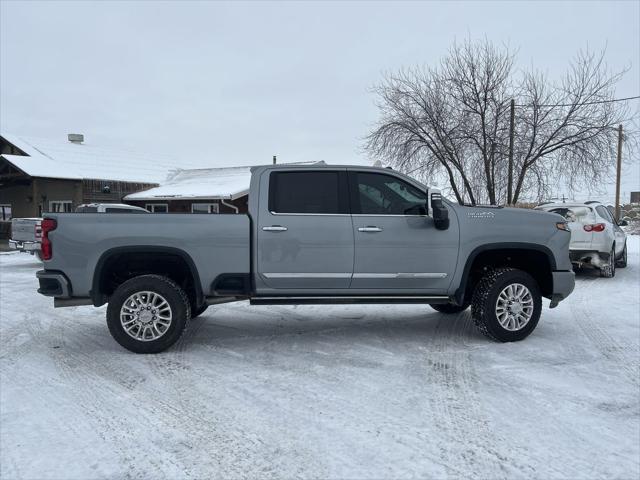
left=11, top=218, right=42, bottom=242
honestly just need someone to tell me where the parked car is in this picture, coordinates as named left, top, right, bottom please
left=75, top=203, right=149, bottom=213
left=535, top=200, right=627, bottom=277
left=9, top=218, right=42, bottom=258
left=36, top=164, right=575, bottom=353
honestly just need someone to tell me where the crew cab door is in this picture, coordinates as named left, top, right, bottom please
left=348, top=170, right=459, bottom=292
left=256, top=169, right=354, bottom=290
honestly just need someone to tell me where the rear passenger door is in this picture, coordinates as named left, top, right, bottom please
left=348, top=170, right=458, bottom=292
left=256, top=169, right=354, bottom=290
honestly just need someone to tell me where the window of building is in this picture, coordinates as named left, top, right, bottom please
left=191, top=203, right=220, bottom=214
left=49, top=201, right=73, bottom=213
left=269, top=171, right=347, bottom=214
left=350, top=172, right=427, bottom=215
left=145, top=204, right=169, bottom=213
left=0, top=204, right=11, bottom=221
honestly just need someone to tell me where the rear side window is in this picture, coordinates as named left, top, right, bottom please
left=269, top=171, right=347, bottom=214
left=596, top=206, right=614, bottom=223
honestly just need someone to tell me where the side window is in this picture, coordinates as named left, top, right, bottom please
left=145, top=204, right=168, bottom=213
left=269, top=171, right=347, bottom=214
left=596, top=206, right=613, bottom=223
left=49, top=201, right=72, bottom=213
left=350, top=172, right=427, bottom=215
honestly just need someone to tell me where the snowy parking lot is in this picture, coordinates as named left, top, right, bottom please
left=1, top=240, right=639, bottom=479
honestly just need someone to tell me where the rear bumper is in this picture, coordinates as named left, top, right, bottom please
left=36, top=270, right=71, bottom=298
left=9, top=240, right=40, bottom=252
left=550, top=270, right=575, bottom=307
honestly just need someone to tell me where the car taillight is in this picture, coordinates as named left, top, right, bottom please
left=583, top=223, right=605, bottom=232
left=41, top=218, right=57, bottom=260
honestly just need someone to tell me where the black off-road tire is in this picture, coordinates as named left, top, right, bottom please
left=191, top=304, right=209, bottom=318
left=430, top=302, right=469, bottom=314
left=615, top=243, right=627, bottom=268
left=106, top=274, right=191, bottom=354
left=471, top=268, right=542, bottom=342
left=599, top=247, right=616, bottom=278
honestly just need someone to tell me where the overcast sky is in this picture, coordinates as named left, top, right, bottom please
left=1, top=0, right=639, bottom=193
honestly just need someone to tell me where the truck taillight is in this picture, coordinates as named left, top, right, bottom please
left=583, top=223, right=605, bottom=232
left=41, top=218, right=57, bottom=260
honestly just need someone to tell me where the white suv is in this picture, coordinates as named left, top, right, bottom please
left=535, top=201, right=628, bottom=277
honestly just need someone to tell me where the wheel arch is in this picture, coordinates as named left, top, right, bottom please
left=454, top=242, right=556, bottom=304
left=91, top=246, right=203, bottom=307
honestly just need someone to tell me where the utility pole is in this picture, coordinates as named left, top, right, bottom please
left=614, top=124, right=623, bottom=221
left=507, top=99, right=515, bottom=205
left=273, top=155, right=277, bottom=165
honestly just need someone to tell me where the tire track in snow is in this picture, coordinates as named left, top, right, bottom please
left=420, top=310, right=537, bottom=479
left=571, top=272, right=640, bottom=386
left=146, top=313, right=320, bottom=478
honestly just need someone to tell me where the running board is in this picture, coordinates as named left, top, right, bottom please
left=250, top=295, right=450, bottom=305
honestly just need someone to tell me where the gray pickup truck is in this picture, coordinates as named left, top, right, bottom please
left=36, top=164, right=575, bottom=353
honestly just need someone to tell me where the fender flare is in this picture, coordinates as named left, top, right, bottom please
left=91, top=246, right=203, bottom=307
left=453, top=242, right=557, bottom=304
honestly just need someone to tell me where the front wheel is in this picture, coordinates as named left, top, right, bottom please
left=106, top=274, right=191, bottom=353
left=471, top=268, right=542, bottom=342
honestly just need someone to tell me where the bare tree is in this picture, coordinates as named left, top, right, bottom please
left=366, top=39, right=634, bottom=205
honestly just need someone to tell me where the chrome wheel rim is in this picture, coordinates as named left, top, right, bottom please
left=120, top=291, right=172, bottom=342
left=495, top=283, right=534, bottom=331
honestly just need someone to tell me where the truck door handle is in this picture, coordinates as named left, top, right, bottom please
left=262, top=225, right=288, bottom=232
left=358, top=226, right=383, bottom=232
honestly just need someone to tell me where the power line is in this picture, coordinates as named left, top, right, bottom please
left=515, top=95, right=640, bottom=108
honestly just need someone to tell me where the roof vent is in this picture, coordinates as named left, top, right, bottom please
left=68, top=133, right=84, bottom=144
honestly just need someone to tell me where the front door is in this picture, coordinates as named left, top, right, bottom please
left=348, top=170, right=459, bottom=293
left=257, top=169, right=354, bottom=290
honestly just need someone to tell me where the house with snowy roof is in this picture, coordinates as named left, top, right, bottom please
left=124, top=166, right=253, bottom=214
left=0, top=132, right=176, bottom=219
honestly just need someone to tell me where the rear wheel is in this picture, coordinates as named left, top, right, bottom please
left=615, top=243, right=627, bottom=268
left=600, top=247, right=616, bottom=278
left=471, top=268, right=542, bottom=342
left=106, top=274, right=190, bottom=353
left=430, top=302, right=469, bottom=314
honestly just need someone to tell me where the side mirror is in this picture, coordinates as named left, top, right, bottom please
left=618, top=219, right=628, bottom=226
left=431, top=192, right=449, bottom=230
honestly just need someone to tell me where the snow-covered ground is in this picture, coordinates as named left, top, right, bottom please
left=1, top=241, right=639, bottom=480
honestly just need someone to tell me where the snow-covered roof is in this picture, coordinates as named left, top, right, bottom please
left=0, top=132, right=184, bottom=184
left=125, top=166, right=253, bottom=201
left=125, top=161, right=323, bottom=201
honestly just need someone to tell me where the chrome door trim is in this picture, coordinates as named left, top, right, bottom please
left=263, top=273, right=352, bottom=279
left=352, top=272, right=448, bottom=279
left=262, top=226, right=288, bottom=232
